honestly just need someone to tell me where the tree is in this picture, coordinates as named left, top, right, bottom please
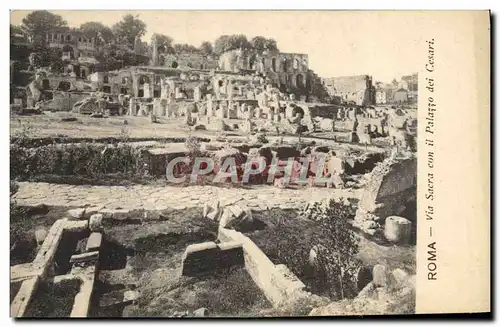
left=310, top=199, right=361, bottom=300
left=21, top=10, right=67, bottom=46
left=213, top=34, right=251, bottom=54
left=173, top=43, right=199, bottom=54
left=112, top=14, right=147, bottom=48
left=79, top=21, right=114, bottom=44
left=199, top=41, right=213, bottom=55
left=214, top=35, right=230, bottom=55
left=251, top=36, right=279, bottom=52
left=152, top=33, right=174, bottom=54
left=10, top=25, right=25, bottom=40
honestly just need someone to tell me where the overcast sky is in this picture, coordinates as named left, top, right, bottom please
left=11, top=10, right=423, bottom=83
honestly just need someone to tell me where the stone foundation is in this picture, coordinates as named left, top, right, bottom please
left=218, top=227, right=308, bottom=307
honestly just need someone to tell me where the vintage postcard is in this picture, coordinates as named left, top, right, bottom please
left=9, top=10, right=490, bottom=318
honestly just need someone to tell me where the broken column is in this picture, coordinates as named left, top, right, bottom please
left=255, top=106, right=262, bottom=119
left=384, top=216, right=411, bottom=244
left=153, top=98, right=166, bottom=117
left=128, top=97, right=137, bottom=116
left=194, top=86, right=201, bottom=102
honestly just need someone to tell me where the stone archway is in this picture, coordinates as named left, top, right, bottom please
left=62, top=44, right=75, bottom=60
left=296, top=74, right=305, bottom=89
left=136, top=75, right=151, bottom=98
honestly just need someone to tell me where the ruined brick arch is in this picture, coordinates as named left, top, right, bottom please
left=271, top=57, right=277, bottom=72
left=282, top=58, right=288, bottom=72
left=62, top=44, right=76, bottom=59
left=292, top=105, right=305, bottom=118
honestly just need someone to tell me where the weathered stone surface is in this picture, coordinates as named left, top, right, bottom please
left=13, top=182, right=359, bottom=213
left=218, top=227, right=308, bottom=307
left=123, top=290, right=139, bottom=304
left=372, top=264, right=388, bottom=287
left=193, top=307, right=209, bottom=317
left=219, top=206, right=253, bottom=230
left=358, top=157, right=416, bottom=219
left=357, top=282, right=376, bottom=299
left=85, top=232, right=102, bottom=252
left=384, top=216, right=411, bottom=244
left=34, top=228, right=47, bottom=246
left=89, top=214, right=103, bottom=232
left=67, top=208, right=86, bottom=220
left=391, top=268, right=410, bottom=287
left=70, top=251, right=99, bottom=264
left=64, top=220, right=88, bottom=232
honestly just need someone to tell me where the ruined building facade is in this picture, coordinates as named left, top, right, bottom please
left=217, top=49, right=322, bottom=99
left=321, top=75, right=376, bottom=106
left=150, top=35, right=218, bottom=70
left=45, top=28, right=100, bottom=59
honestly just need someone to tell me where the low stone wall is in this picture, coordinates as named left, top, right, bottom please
left=218, top=227, right=308, bottom=307
left=10, top=217, right=101, bottom=318
left=180, top=241, right=244, bottom=276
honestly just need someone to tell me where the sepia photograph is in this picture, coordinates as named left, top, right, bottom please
left=8, top=10, right=489, bottom=318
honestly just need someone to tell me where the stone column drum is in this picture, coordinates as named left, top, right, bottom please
left=384, top=216, right=412, bottom=244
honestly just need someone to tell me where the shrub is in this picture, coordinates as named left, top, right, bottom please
left=10, top=202, right=31, bottom=249
left=254, top=200, right=360, bottom=301
left=310, top=198, right=361, bottom=300
left=10, top=143, right=150, bottom=180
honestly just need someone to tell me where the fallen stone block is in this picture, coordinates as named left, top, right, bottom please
left=228, top=205, right=244, bottom=219
left=123, top=290, right=139, bottom=304
left=384, top=216, right=412, bottom=244
left=86, top=233, right=102, bottom=252
left=193, top=307, right=209, bottom=317
left=85, top=206, right=103, bottom=217
left=207, top=210, right=221, bottom=221
left=219, top=206, right=253, bottom=230
left=99, top=208, right=132, bottom=220
left=356, top=282, right=376, bottom=299
left=203, top=204, right=210, bottom=218
left=68, top=208, right=86, bottom=220
left=391, top=268, right=410, bottom=288
left=89, top=214, right=103, bottom=232
left=35, top=228, right=48, bottom=246
left=70, top=251, right=99, bottom=264
left=64, top=220, right=89, bottom=232
left=372, top=264, right=388, bottom=287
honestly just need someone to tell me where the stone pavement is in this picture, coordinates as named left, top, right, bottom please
left=12, top=182, right=361, bottom=211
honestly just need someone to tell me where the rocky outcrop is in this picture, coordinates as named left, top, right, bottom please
left=309, top=267, right=415, bottom=316
left=354, top=156, right=416, bottom=235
